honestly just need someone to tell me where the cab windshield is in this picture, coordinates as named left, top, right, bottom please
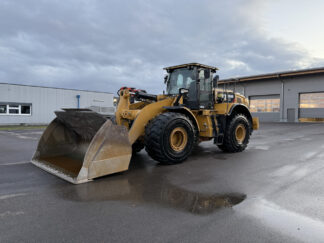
left=167, top=68, right=195, bottom=95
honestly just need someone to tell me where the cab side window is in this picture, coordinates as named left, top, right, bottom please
left=216, top=92, right=235, bottom=103
left=227, top=93, right=235, bottom=102
left=216, top=92, right=226, bottom=103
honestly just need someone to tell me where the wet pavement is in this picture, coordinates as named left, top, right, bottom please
left=1, top=123, right=324, bottom=242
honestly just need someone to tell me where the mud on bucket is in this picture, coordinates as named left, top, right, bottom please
left=31, top=109, right=132, bottom=184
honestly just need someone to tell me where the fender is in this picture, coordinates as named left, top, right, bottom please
left=228, top=104, right=254, bottom=130
left=163, top=106, right=200, bottom=132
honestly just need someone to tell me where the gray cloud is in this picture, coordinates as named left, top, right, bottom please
left=0, top=0, right=323, bottom=94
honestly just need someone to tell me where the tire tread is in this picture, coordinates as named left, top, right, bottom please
left=145, top=112, right=196, bottom=164
left=219, top=114, right=250, bottom=153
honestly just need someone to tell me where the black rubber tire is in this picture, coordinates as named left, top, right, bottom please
left=132, top=140, right=145, bottom=154
left=145, top=112, right=196, bottom=165
left=217, top=144, right=228, bottom=152
left=218, top=114, right=250, bottom=152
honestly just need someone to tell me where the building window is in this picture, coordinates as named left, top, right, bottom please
left=0, top=103, right=32, bottom=115
left=21, top=105, right=31, bottom=114
left=0, top=105, right=6, bottom=114
left=249, top=95, right=280, bottom=112
left=299, top=92, right=324, bottom=108
left=9, top=105, right=19, bottom=114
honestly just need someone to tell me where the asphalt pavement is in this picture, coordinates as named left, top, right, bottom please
left=1, top=123, right=324, bottom=242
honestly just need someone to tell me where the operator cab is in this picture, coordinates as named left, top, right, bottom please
left=164, top=63, right=218, bottom=110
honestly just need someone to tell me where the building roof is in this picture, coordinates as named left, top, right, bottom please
left=164, top=63, right=218, bottom=72
left=0, top=82, right=113, bottom=94
left=220, top=66, right=324, bottom=83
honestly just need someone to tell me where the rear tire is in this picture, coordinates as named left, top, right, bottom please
left=217, top=144, right=228, bottom=152
left=145, top=112, right=196, bottom=165
left=218, top=114, right=250, bottom=152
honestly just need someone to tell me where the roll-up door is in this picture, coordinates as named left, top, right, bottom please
left=299, top=92, right=324, bottom=122
left=249, top=95, right=280, bottom=122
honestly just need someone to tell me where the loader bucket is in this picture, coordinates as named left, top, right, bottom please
left=31, top=109, right=132, bottom=184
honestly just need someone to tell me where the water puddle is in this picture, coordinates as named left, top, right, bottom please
left=55, top=152, right=245, bottom=214
left=61, top=176, right=245, bottom=214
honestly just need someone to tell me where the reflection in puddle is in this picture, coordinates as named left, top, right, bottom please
left=62, top=179, right=245, bottom=215
left=60, top=155, right=246, bottom=215
left=159, top=189, right=246, bottom=214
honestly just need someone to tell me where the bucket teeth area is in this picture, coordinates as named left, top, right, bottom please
left=37, top=156, right=83, bottom=177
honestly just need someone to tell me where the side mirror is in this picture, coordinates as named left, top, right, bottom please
left=164, top=74, right=169, bottom=83
left=179, top=88, right=189, bottom=95
left=213, top=75, right=219, bottom=87
left=174, top=88, right=189, bottom=106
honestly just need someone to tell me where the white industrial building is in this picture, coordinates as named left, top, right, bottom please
left=0, top=83, right=114, bottom=125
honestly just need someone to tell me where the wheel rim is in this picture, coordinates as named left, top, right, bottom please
left=235, top=124, right=246, bottom=144
left=169, top=127, right=188, bottom=152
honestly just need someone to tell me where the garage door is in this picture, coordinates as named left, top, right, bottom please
left=299, top=92, right=324, bottom=121
left=249, top=95, right=280, bottom=122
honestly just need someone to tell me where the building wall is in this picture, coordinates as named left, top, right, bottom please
left=0, top=83, right=114, bottom=125
left=282, top=75, right=324, bottom=121
left=242, top=80, right=282, bottom=122
left=221, top=73, right=324, bottom=122
left=221, top=80, right=282, bottom=122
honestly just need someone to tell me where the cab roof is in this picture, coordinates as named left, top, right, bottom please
left=163, top=63, right=218, bottom=72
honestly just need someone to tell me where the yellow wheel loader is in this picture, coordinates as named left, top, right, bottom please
left=32, top=63, right=259, bottom=184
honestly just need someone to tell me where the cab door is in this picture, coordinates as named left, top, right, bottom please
left=198, top=69, right=213, bottom=109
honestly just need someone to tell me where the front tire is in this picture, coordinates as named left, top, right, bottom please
left=218, top=114, right=250, bottom=152
left=132, top=140, right=144, bottom=154
left=145, top=112, right=196, bottom=165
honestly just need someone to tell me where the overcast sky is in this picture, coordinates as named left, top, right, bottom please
left=1, top=0, right=324, bottom=94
